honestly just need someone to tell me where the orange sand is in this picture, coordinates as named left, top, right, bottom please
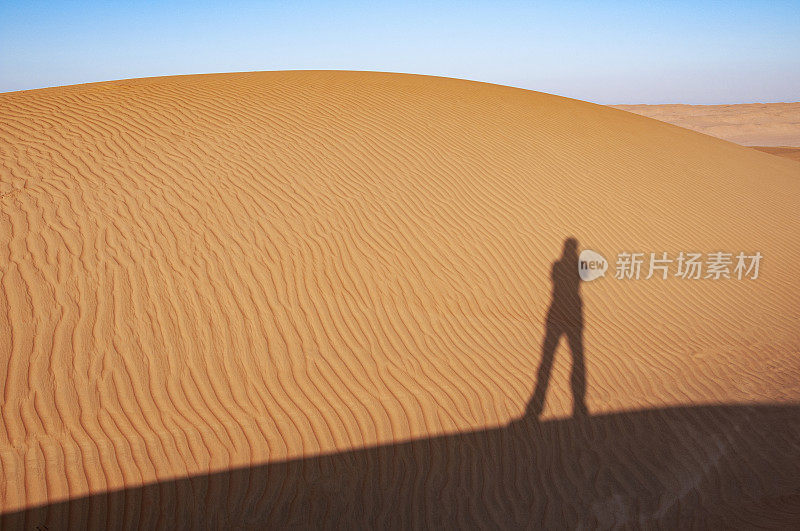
left=2, top=72, right=799, bottom=527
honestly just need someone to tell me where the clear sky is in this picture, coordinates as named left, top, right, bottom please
left=1, top=1, right=798, bottom=103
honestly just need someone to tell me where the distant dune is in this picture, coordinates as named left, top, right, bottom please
left=752, top=146, right=800, bottom=163
left=2, top=72, right=799, bottom=528
left=612, top=103, right=800, bottom=162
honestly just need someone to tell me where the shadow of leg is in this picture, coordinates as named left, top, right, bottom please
left=567, top=329, right=587, bottom=418
left=527, top=327, right=560, bottom=418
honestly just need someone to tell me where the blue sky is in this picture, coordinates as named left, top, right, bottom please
left=1, top=1, right=798, bottom=103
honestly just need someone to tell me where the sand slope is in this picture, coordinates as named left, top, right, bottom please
left=2, top=71, right=800, bottom=527
left=612, top=102, right=800, bottom=147
left=753, top=146, right=800, bottom=163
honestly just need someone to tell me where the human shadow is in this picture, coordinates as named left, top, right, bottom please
left=527, top=237, right=586, bottom=419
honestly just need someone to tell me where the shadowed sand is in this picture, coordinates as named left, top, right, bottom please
left=4, top=404, right=799, bottom=528
left=2, top=72, right=800, bottom=526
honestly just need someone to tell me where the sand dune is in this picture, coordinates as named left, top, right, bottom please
left=612, top=102, right=800, bottom=148
left=2, top=71, right=799, bottom=527
left=753, top=146, right=800, bottom=163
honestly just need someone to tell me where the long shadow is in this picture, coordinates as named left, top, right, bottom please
left=4, top=405, right=799, bottom=528
left=4, top=241, right=800, bottom=528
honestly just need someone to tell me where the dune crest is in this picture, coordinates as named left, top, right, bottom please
left=1, top=72, right=799, bottom=523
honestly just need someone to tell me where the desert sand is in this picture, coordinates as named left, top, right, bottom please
left=613, top=103, right=800, bottom=163
left=752, top=146, right=800, bottom=163
left=2, top=71, right=799, bottom=528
